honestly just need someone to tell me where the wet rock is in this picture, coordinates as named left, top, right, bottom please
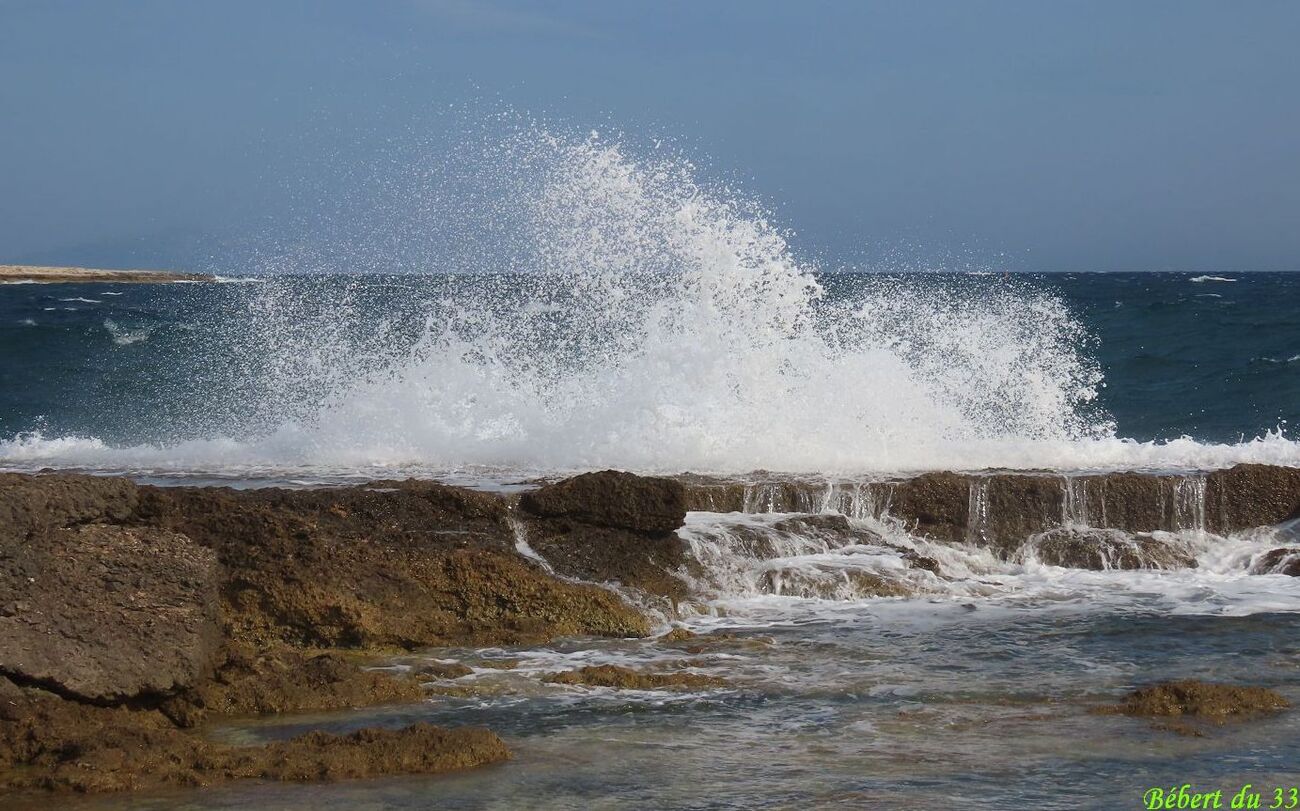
left=901, top=551, right=942, bottom=574
left=679, top=465, right=1300, bottom=551
left=224, top=723, right=509, bottom=783
left=1102, top=680, right=1289, bottom=721
left=0, top=523, right=220, bottom=705
left=1206, top=464, right=1300, bottom=533
left=659, top=626, right=697, bottom=643
left=131, top=482, right=650, bottom=648
left=521, top=470, right=687, bottom=533
left=520, top=471, right=691, bottom=601
left=762, top=566, right=911, bottom=599
left=0, top=679, right=507, bottom=794
left=413, top=661, right=475, bottom=680
left=981, top=476, right=1067, bottom=553
left=0, top=680, right=212, bottom=793
left=1022, top=528, right=1197, bottom=570
left=880, top=472, right=970, bottom=543
left=543, top=664, right=728, bottom=690
left=0, top=472, right=139, bottom=544
left=1075, top=473, right=1170, bottom=533
left=1251, top=547, right=1300, bottom=576
left=159, top=644, right=424, bottom=726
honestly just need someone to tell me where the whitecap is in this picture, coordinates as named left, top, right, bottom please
left=103, top=319, right=155, bottom=346
left=1, top=129, right=1297, bottom=479
left=1190, top=275, right=1237, bottom=282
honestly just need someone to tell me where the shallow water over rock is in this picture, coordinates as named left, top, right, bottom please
left=33, top=607, right=1300, bottom=811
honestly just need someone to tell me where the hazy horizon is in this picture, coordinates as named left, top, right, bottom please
left=3, top=0, right=1298, bottom=273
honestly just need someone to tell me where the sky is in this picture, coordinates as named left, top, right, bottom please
left=1, top=0, right=1298, bottom=272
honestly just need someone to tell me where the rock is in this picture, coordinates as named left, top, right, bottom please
left=1252, top=547, right=1300, bottom=576
left=520, top=470, right=687, bottom=533
left=0, top=472, right=139, bottom=544
left=159, top=644, right=425, bottom=726
left=901, top=551, right=942, bottom=574
left=1022, top=528, right=1197, bottom=570
left=520, top=521, right=691, bottom=601
left=1102, top=680, right=1289, bottom=721
left=413, top=661, right=475, bottom=680
left=0, top=523, right=220, bottom=704
left=659, top=627, right=697, bottom=643
left=543, top=664, right=728, bottom=690
left=0, top=264, right=213, bottom=284
left=1206, top=464, right=1300, bottom=533
left=0, top=680, right=507, bottom=793
left=677, top=465, right=1300, bottom=550
left=0, top=680, right=212, bottom=793
left=880, top=472, right=970, bottom=544
left=131, top=482, right=650, bottom=648
left=225, top=723, right=509, bottom=783
left=519, top=472, right=691, bottom=601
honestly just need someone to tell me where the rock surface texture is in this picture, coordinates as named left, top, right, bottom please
left=2, top=465, right=1298, bottom=795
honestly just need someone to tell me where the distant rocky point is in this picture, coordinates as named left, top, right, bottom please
left=0, top=264, right=213, bottom=283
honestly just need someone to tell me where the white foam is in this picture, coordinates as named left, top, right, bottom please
left=2, top=129, right=1299, bottom=478
left=1190, top=275, right=1237, bottom=282
left=103, top=319, right=155, bottom=346
left=675, top=510, right=1300, bottom=620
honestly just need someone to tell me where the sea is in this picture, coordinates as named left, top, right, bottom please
left=1, top=132, right=1297, bottom=809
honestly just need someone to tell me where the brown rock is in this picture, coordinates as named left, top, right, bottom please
left=129, top=482, right=650, bottom=649
left=543, top=664, right=728, bottom=690
left=881, top=472, right=970, bottom=543
left=1102, top=680, right=1289, bottom=720
left=224, top=723, right=509, bottom=782
left=520, top=470, right=687, bottom=533
left=159, top=644, right=424, bottom=726
left=1023, top=528, right=1197, bottom=570
left=0, top=679, right=506, bottom=794
left=0, top=472, right=139, bottom=544
left=413, top=661, right=475, bottom=680
left=519, top=472, right=691, bottom=601
left=658, top=627, right=697, bottom=643
left=1251, top=547, right=1300, bottom=576
left=1206, top=464, right=1300, bottom=533
left=0, top=523, right=220, bottom=704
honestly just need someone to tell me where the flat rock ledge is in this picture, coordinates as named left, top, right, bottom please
left=544, top=664, right=729, bottom=690
left=0, top=264, right=212, bottom=284
left=2, top=465, right=1298, bottom=793
left=1096, top=680, right=1290, bottom=735
left=0, top=678, right=508, bottom=793
left=0, top=471, right=667, bottom=794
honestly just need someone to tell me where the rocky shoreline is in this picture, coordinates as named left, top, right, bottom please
left=0, top=264, right=213, bottom=284
left=1, top=465, right=1297, bottom=795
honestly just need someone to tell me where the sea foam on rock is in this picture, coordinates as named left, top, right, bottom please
left=1021, top=528, right=1197, bottom=571
left=519, top=470, right=692, bottom=601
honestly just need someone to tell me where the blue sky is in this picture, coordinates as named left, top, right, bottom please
left=2, top=0, right=1298, bottom=271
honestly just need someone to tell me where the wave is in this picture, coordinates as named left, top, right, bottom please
left=58, top=296, right=102, bottom=304
left=1190, top=275, right=1237, bottom=283
left=103, top=319, right=155, bottom=346
left=676, top=509, right=1299, bottom=619
left=2, top=127, right=1299, bottom=479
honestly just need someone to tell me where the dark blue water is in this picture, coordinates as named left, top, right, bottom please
left=2, top=272, right=1295, bottom=450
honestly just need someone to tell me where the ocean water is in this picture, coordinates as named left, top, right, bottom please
left=2, top=131, right=1298, bottom=809
left=1, top=131, right=1298, bottom=481
left=1, top=271, right=1298, bottom=482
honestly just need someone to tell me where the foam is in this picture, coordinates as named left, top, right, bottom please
left=2, top=128, right=1299, bottom=478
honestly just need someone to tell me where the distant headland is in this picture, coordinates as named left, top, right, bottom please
left=0, top=264, right=213, bottom=284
